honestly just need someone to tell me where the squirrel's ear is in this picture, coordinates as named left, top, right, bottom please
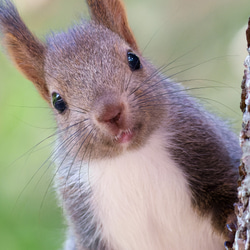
left=87, top=0, right=138, bottom=51
left=0, top=1, right=49, bottom=102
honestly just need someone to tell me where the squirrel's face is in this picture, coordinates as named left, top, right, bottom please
left=44, top=23, right=167, bottom=160
left=0, top=0, right=167, bottom=161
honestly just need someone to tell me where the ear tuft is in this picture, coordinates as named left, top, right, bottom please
left=87, top=0, right=138, bottom=51
left=0, top=0, right=49, bottom=101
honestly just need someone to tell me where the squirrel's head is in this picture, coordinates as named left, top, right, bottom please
left=0, top=0, right=138, bottom=102
left=0, top=0, right=166, bottom=159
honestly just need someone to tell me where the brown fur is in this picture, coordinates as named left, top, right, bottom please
left=0, top=0, right=49, bottom=101
left=87, top=0, right=138, bottom=51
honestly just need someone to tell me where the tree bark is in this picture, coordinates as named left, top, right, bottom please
left=233, top=17, right=250, bottom=250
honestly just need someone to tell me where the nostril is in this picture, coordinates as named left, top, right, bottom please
left=97, top=103, right=124, bottom=126
left=108, top=112, right=121, bottom=124
left=95, top=102, right=129, bottom=135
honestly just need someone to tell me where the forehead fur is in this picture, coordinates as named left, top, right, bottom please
left=44, top=21, right=132, bottom=101
left=44, top=21, right=129, bottom=86
left=46, top=21, right=125, bottom=67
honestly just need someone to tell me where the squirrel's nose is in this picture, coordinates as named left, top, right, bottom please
left=98, top=103, right=124, bottom=128
left=93, top=94, right=130, bottom=135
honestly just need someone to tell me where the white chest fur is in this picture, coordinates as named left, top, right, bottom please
left=85, top=132, right=224, bottom=250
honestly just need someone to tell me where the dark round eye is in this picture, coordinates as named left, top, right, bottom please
left=52, top=92, right=67, bottom=113
left=127, top=51, right=141, bottom=71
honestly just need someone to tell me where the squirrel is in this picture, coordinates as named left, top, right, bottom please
left=0, top=0, right=241, bottom=249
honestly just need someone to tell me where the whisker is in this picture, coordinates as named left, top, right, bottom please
left=138, top=94, right=240, bottom=116
left=36, top=124, right=87, bottom=188
left=68, top=102, right=90, bottom=114
left=168, top=86, right=235, bottom=95
left=195, top=96, right=240, bottom=116
left=39, top=122, right=92, bottom=212
left=165, top=55, right=233, bottom=79
left=157, top=46, right=201, bottom=74
left=79, top=130, right=96, bottom=194
left=130, top=54, right=236, bottom=102
left=60, top=125, right=93, bottom=202
left=14, top=120, right=87, bottom=208
left=125, top=67, right=135, bottom=92
left=128, top=65, right=166, bottom=97
left=180, top=78, right=240, bottom=92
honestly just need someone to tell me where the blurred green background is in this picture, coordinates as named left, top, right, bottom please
left=0, top=0, right=249, bottom=249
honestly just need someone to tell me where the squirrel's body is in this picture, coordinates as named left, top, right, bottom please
left=59, top=130, right=226, bottom=250
left=0, top=1, right=240, bottom=249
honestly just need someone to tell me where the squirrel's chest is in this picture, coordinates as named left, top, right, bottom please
left=87, top=135, right=225, bottom=250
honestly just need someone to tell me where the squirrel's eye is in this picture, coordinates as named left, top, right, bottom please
left=127, top=51, right=141, bottom=71
left=52, top=92, right=67, bottom=113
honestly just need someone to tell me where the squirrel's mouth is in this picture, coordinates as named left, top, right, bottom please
left=114, top=128, right=134, bottom=144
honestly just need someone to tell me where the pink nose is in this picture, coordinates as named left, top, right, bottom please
left=99, top=104, right=123, bottom=124
left=96, top=102, right=127, bottom=134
